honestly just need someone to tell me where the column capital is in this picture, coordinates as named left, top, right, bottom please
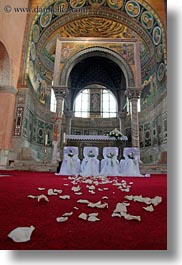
left=53, top=86, right=68, bottom=100
left=64, top=110, right=74, bottom=119
left=117, top=111, right=127, bottom=119
left=125, top=88, right=141, bottom=100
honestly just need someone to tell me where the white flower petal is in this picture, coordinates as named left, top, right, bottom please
left=59, top=195, right=70, bottom=200
left=56, top=216, right=68, bottom=222
left=37, top=194, right=49, bottom=202
left=78, top=213, right=87, bottom=220
left=8, top=225, right=35, bottom=242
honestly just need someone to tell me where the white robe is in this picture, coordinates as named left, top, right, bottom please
left=120, top=158, right=143, bottom=176
left=80, top=157, right=100, bottom=177
left=100, top=156, right=120, bottom=176
left=57, top=154, right=80, bottom=176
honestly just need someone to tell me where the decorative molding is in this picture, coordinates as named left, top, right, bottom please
left=125, top=88, right=141, bottom=99
left=52, top=85, right=68, bottom=99
left=60, top=46, right=135, bottom=87
left=0, top=86, right=18, bottom=95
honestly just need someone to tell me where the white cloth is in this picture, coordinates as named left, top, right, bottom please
left=80, top=147, right=100, bottom=177
left=56, top=146, right=80, bottom=176
left=119, top=147, right=143, bottom=176
left=100, top=147, right=120, bottom=176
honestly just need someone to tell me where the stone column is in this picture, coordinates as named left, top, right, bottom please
left=0, top=86, right=17, bottom=166
left=64, top=110, right=74, bottom=135
left=126, top=89, right=141, bottom=148
left=118, top=111, right=127, bottom=134
left=51, top=97, right=64, bottom=163
left=51, top=86, right=68, bottom=163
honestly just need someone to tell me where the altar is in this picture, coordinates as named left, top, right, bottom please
left=65, top=134, right=128, bottom=160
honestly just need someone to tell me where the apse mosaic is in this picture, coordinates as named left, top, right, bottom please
left=58, top=41, right=135, bottom=65
left=26, top=0, right=166, bottom=109
left=141, top=71, right=166, bottom=110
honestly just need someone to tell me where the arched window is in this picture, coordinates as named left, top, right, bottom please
left=101, top=89, right=117, bottom=118
left=74, top=88, right=117, bottom=118
left=74, top=89, right=90, bottom=118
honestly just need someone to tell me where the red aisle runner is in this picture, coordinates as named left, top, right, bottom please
left=0, top=171, right=167, bottom=250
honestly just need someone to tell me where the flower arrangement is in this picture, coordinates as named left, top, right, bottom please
left=109, top=128, right=123, bottom=139
left=107, top=152, right=115, bottom=159
left=128, top=152, right=135, bottom=159
left=88, top=150, right=95, bottom=157
left=68, top=150, right=74, bottom=157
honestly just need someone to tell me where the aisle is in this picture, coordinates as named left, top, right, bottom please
left=0, top=171, right=167, bottom=250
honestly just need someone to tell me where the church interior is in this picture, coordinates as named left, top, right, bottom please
left=0, top=0, right=167, bottom=250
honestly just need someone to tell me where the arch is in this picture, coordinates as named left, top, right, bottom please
left=60, top=46, right=134, bottom=88
left=0, top=41, right=11, bottom=87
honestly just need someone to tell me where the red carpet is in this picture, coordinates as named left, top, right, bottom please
left=0, top=170, right=167, bottom=250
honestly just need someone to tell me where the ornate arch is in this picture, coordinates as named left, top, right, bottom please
left=60, top=46, right=135, bottom=88
left=24, top=0, right=167, bottom=86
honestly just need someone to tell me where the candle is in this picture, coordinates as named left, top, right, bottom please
left=63, top=132, right=66, bottom=144
left=45, top=134, right=48, bottom=145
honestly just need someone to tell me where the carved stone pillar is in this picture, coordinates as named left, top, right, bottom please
left=51, top=86, right=68, bottom=163
left=126, top=89, right=141, bottom=148
left=51, top=141, right=60, bottom=163
left=118, top=111, right=127, bottom=134
left=51, top=97, right=64, bottom=163
left=64, top=110, right=74, bottom=135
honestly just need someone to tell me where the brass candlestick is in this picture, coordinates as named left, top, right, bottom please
left=43, top=134, right=48, bottom=164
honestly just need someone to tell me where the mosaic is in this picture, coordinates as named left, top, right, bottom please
left=106, top=0, right=123, bottom=10
left=40, top=12, right=52, bottom=28
left=53, top=0, right=69, bottom=15
left=70, top=0, right=86, bottom=9
left=157, top=63, right=165, bottom=82
left=89, top=0, right=105, bottom=7
left=61, top=17, right=126, bottom=38
left=125, top=0, right=140, bottom=17
left=153, top=26, right=162, bottom=46
left=141, top=11, right=154, bottom=29
left=24, top=0, right=167, bottom=111
left=32, top=24, right=40, bottom=43
left=30, top=42, right=36, bottom=61
left=156, top=44, right=163, bottom=63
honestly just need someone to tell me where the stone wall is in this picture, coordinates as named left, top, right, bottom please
left=126, top=91, right=167, bottom=164
left=68, top=117, right=120, bottom=136
left=11, top=87, right=56, bottom=164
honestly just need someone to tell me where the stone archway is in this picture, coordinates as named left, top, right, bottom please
left=52, top=38, right=142, bottom=150
left=60, top=46, right=135, bottom=88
